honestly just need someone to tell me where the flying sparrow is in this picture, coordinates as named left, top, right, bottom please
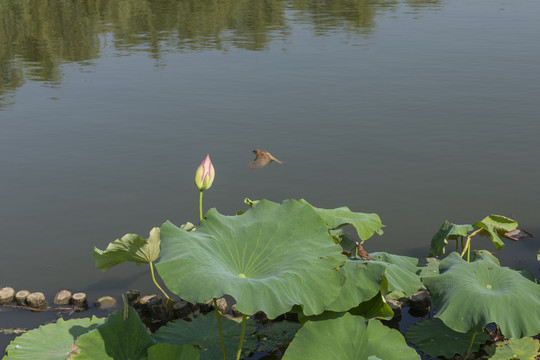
left=249, top=149, right=283, bottom=169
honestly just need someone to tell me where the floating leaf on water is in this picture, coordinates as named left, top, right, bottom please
left=485, top=336, right=540, bottom=360
left=4, top=317, right=105, bottom=360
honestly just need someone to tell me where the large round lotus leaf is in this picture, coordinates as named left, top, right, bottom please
left=405, top=318, right=490, bottom=358
left=156, top=199, right=347, bottom=319
left=282, top=313, right=420, bottom=360
left=422, top=252, right=540, bottom=338
left=4, top=316, right=104, bottom=360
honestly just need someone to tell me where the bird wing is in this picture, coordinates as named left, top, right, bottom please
left=268, top=154, right=283, bottom=164
left=249, top=157, right=272, bottom=169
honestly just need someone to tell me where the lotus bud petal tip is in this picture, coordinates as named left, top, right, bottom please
left=195, top=154, right=215, bottom=191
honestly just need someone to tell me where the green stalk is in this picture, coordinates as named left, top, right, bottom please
left=460, top=229, right=482, bottom=262
left=199, top=190, right=204, bottom=221
left=214, top=298, right=228, bottom=360
left=464, top=331, right=477, bottom=359
left=200, top=190, right=226, bottom=359
left=149, top=261, right=171, bottom=301
left=235, top=314, right=248, bottom=360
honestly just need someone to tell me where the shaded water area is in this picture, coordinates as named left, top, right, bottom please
left=1, top=0, right=540, bottom=353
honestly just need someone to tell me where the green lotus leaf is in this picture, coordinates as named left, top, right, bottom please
left=480, top=214, right=518, bottom=233
left=422, top=252, right=540, bottom=338
left=517, top=268, right=537, bottom=283
left=329, top=228, right=344, bottom=242
left=147, top=344, right=200, bottom=360
left=405, top=318, right=490, bottom=358
left=475, top=215, right=518, bottom=250
left=71, top=307, right=154, bottom=359
left=152, top=312, right=256, bottom=360
left=321, top=253, right=421, bottom=315
left=325, top=254, right=422, bottom=314
left=93, top=227, right=161, bottom=271
left=338, top=235, right=358, bottom=256
left=485, top=337, right=540, bottom=360
left=298, top=199, right=384, bottom=241
left=4, top=316, right=105, bottom=359
left=282, top=313, right=420, bottom=360
left=156, top=199, right=347, bottom=319
left=349, top=291, right=395, bottom=320
left=417, top=257, right=440, bottom=277
left=469, top=249, right=500, bottom=265
left=368, top=252, right=423, bottom=295
left=256, top=321, right=302, bottom=353
left=325, top=261, right=386, bottom=312
left=430, top=220, right=474, bottom=256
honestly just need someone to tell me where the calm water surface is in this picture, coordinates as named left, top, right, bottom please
left=1, top=0, right=539, bottom=351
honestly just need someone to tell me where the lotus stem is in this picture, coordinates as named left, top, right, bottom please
left=199, top=190, right=204, bottom=221
left=460, top=229, right=482, bottom=262
left=235, top=313, right=248, bottom=360
left=213, top=298, right=227, bottom=360
left=149, top=262, right=171, bottom=301
left=464, top=331, right=477, bottom=359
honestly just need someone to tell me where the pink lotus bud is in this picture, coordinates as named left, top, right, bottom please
left=194, top=154, right=215, bottom=191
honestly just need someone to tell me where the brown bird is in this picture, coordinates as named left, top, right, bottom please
left=249, top=149, right=283, bottom=169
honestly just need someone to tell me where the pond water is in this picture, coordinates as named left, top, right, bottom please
left=1, top=0, right=539, bottom=352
